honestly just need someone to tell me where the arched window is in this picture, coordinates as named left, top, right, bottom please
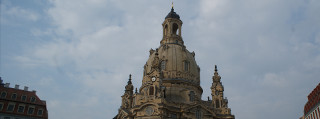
left=149, top=86, right=154, bottom=95
left=164, top=24, right=168, bottom=35
left=1, top=92, right=6, bottom=98
left=189, top=91, right=195, bottom=102
left=171, top=114, right=177, bottom=119
left=132, top=97, right=136, bottom=106
left=161, top=60, right=166, bottom=70
left=216, top=99, right=220, bottom=108
left=172, top=23, right=179, bottom=35
left=184, top=61, right=189, bottom=71
left=196, top=109, right=202, bottom=119
left=30, top=96, right=36, bottom=102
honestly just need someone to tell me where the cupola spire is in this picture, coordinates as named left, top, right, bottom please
left=128, top=74, right=132, bottom=85
left=161, top=4, right=183, bottom=45
left=165, top=4, right=180, bottom=19
left=125, top=74, right=134, bottom=92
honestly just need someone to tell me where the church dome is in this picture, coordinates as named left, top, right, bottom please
left=143, top=8, right=200, bottom=85
left=145, top=45, right=200, bottom=84
left=115, top=6, right=235, bottom=119
left=141, top=7, right=202, bottom=103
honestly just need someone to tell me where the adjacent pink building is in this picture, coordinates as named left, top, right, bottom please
left=0, top=78, right=48, bottom=119
left=304, top=83, right=320, bottom=119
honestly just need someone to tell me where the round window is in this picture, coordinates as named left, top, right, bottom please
left=145, top=106, right=154, bottom=116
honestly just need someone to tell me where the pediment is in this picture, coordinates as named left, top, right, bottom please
left=132, top=102, right=161, bottom=117
left=182, top=103, right=216, bottom=117
left=116, top=108, right=131, bottom=119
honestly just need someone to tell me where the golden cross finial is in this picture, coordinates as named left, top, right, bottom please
left=172, top=2, right=174, bottom=9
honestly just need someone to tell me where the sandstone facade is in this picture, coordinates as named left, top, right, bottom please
left=115, top=7, right=235, bottom=119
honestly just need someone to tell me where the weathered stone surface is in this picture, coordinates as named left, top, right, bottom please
left=115, top=7, right=235, bottom=119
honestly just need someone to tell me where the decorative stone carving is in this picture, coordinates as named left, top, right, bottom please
left=115, top=7, right=234, bottom=119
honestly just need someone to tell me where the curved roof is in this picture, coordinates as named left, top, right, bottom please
left=165, top=8, right=180, bottom=19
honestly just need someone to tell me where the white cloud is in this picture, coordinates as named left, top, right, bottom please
left=262, top=73, right=287, bottom=87
left=8, top=0, right=320, bottom=119
left=1, top=2, right=39, bottom=23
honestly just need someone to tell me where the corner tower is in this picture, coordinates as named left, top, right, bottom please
left=115, top=6, right=234, bottom=119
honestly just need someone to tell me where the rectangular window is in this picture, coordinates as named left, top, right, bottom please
left=28, top=107, right=34, bottom=115
left=216, top=100, right=220, bottom=108
left=132, top=98, right=136, bottom=107
left=315, top=109, right=319, bottom=119
left=18, top=105, right=25, bottom=113
left=318, top=107, right=320, bottom=118
left=171, top=114, right=177, bottom=119
left=184, top=61, right=189, bottom=71
left=196, top=110, right=201, bottom=119
left=38, top=109, right=43, bottom=116
left=7, top=103, right=15, bottom=112
left=189, top=91, right=195, bottom=102
left=312, top=113, right=314, bottom=119
left=161, top=61, right=166, bottom=70
left=0, top=102, right=3, bottom=110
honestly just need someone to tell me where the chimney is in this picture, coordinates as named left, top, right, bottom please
left=4, top=83, right=10, bottom=88
left=32, top=90, right=37, bottom=94
left=0, top=77, right=3, bottom=84
left=24, top=86, right=29, bottom=91
left=15, top=84, right=20, bottom=89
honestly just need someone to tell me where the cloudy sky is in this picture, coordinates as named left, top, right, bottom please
left=1, top=0, right=320, bottom=118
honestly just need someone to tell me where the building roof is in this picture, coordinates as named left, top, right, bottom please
left=304, top=83, right=320, bottom=115
left=165, top=8, right=180, bottom=19
left=0, top=78, right=48, bottom=119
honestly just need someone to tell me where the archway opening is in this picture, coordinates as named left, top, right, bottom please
left=172, top=23, right=179, bottom=35
left=164, top=24, right=168, bottom=35
left=149, top=86, right=154, bottom=95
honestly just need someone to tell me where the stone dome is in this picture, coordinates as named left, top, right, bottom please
left=140, top=8, right=202, bottom=103
left=165, top=8, right=180, bottom=19
left=145, top=45, right=200, bottom=84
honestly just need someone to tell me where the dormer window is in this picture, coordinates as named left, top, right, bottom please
left=30, top=96, right=36, bottom=102
left=21, top=95, right=27, bottom=101
left=11, top=93, right=17, bottom=100
left=1, top=92, right=7, bottom=98
left=37, top=109, right=43, bottom=116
